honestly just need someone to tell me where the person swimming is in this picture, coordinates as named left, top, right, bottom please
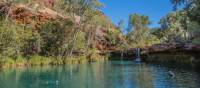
left=169, top=71, right=175, bottom=78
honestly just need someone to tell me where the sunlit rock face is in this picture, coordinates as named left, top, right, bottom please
left=142, top=43, right=200, bottom=54
left=0, top=1, right=70, bottom=30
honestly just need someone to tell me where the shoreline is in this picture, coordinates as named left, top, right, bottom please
left=0, top=55, right=109, bottom=69
left=1, top=43, right=200, bottom=69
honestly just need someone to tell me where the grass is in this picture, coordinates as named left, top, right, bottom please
left=29, top=55, right=53, bottom=66
left=63, top=56, right=87, bottom=64
left=15, top=56, right=27, bottom=66
left=0, top=54, right=109, bottom=69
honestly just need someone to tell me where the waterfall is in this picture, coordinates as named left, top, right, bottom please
left=135, top=48, right=141, bottom=62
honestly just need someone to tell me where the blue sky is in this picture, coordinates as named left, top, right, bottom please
left=100, top=0, right=174, bottom=28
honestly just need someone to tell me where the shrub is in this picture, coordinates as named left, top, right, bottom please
left=2, top=57, right=15, bottom=67
left=15, top=56, right=27, bottom=66
left=51, top=57, right=63, bottom=65
left=29, top=55, right=52, bottom=66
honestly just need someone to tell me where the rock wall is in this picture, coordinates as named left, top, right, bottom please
left=109, top=43, right=200, bottom=60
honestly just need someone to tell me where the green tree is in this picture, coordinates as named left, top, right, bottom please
left=127, top=14, right=159, bottom=47
left=40, top=21, right=73, bottom=56
left=130, top=14, right=151, bottom=31
left=171, top=0, right=200, bottom=24
left=159, top=11, right=191, bottom=43
left=55, top=0, right=103, bottom=56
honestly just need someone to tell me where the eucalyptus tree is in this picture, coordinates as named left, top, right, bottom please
left=171, top=0, right=194, bottom=10
left=169, top=0, right=200, bottom=43
left=127, top=14, right=159, bottom=47
left=54, top=0, right=103, bottom=57
left=159, top=11, right=191, bottom=42
left=130, top=14, right=151, bottom=31
left=171, top=0, right=200, bottom=24
left=84, top=11, right=103, bottom=49
left=190, top=0, right=200, bottom=24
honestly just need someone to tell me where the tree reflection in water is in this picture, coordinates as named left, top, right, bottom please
left=0, top=61, right=200, bottom=88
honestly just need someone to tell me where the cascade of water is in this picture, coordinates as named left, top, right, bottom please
left=135, top=48, right=141, bottom=62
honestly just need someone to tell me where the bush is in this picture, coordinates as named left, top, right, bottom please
left=51, top=57, right=63, bottom=65
left=29, top=55, right=52, bottom=66
left=1, top=57, right=15, bottom=67
left=64, top=57, right=80, bottom=64
left=15, top=56, right=27, bottom=66
left=74, top=32, right=87, bottom=51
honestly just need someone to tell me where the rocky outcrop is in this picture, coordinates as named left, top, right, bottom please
left=109, top=43, right=200, bottom=60
left=142, top=43, right=200, bottom=54
left=0, top=2, right=71, bottom=29
left=95, top=27, right=117, bottom=50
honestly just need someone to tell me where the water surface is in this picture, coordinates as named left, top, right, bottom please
left=0, top=61, right=199, bottom=88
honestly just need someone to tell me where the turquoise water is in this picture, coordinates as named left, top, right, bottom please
left=0, top=61, right=200, bottom=88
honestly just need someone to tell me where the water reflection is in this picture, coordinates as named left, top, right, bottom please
left=0, top=61, right=199, bottom=88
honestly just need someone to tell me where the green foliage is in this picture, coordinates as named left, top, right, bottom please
left=127, top=14, right=160, bottom=48
left=190, top=0, right=200, bottom=24
left=9, top=0, right=30, bottom=3
left=0, top=20, right=27, bottom=57
left=0, top=19, right=43, bottom=57
left=74, top=31, right=87, bottom=51
left=21, top=31, right=42, bottom=56
left=0, top=22, right=16, bottom=57
left=129, top=14, right=151, bottom=31
left=0, top=0, right=112, bottom=68
left=159, top=11, right=191, bottom=43
left=158, top=9, right=200, bottom=43
left=189, top=21, right=200, bottom=44
left=40, top=21, right=68, bottom=56
left=107, top=28, right=120, bottom=45
left=3, top=58, right=15, bottom=67
left=90, top=13, right=113, bottom=28
left=188, top=21, right=200, bottom=37
left=51, top=57, right=63, bottom=65
left=159, top=0, right=200, bottom=44
left=64, top=56, right=88, bottom=64
left=15, top=56, right=27, bottom=66
left=29, top=55, right=52, bottom=66
left=171, top=0, right=200, bottom=24
left=0, top=56, right=15, bottom=67
left=127, top=29, right=160, bottom=47
left=54, top=0, right=103, bottom=24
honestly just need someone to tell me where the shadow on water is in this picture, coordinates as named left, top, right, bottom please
left=0, top=61, right=200, bottom=88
